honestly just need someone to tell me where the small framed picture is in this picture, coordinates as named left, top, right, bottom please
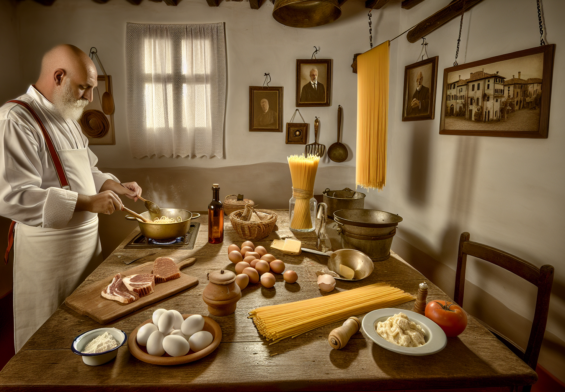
left=440, top=45, right=555, bottom=138
left=249, top=86, right=283, bottom=132
left=285, top=123, right=309, bottom=144
left=402, top=56, right=438, bottom=121
left=296, top=59, right=332, bottom=107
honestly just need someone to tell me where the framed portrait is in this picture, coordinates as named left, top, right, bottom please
left=402, top=56, right=438, bottom=121
left=296, top=59, right=332, bottom=107
left=440, top=44, right=555, bottom=138
left=249, top=86, right=283, bottom=132
left=285, top=123, right=309, bottom=144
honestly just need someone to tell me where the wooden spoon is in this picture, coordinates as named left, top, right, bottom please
left=138, top=196, right=162, bottom=219
left=327, top=105, right=348, bottom=163
left=101, top=75, right=115, bottom=115
left=122, top=206, right=151, bottom=223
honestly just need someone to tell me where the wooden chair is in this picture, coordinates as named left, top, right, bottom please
left=454, top=232, right=554, bottom=392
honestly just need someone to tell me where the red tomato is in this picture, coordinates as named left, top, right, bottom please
left=424, top=300, right=468, bottom=337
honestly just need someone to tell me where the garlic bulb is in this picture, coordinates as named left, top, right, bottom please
left=317, top=274, right=336, bottom=292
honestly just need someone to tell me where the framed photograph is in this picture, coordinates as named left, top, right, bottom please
left=402, top=56, right=438, bottom=121
left=440, top=45, right=555, bottom=138
left=296, top=59, right=332, bottom=107
left=285, top=123, right=309, bottom=144
left=249, top=86, right=283, bottom=132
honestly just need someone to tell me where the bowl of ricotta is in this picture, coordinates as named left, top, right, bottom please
left=362, top=309, right=446, bottom=356
left=71, top=327, right=127, bottom=366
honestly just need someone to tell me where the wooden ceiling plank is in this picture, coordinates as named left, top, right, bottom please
left=205, top=0, right=220, bottom=6
left=249, top=0, right=265, bottom=10
left=401, top=0, right=425, bottom=9
left=407, top=0, right=484, bottom=43
left=163, top=0, right=178, bottom=5
left=365, top=0, right=390, bottom=9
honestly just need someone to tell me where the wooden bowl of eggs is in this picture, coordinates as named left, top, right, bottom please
left=128, top=311, right=222, bottom=366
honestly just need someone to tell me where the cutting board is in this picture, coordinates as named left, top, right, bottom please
left=65, top=258, right=198, bottom=324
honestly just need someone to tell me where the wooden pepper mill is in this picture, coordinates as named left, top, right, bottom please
left=328, top=317, right=360, bottom=349
left=413, top=282, right=428, bottom=315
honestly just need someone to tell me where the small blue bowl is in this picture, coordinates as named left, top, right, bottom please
left=71, top=328, right=127, bottom=366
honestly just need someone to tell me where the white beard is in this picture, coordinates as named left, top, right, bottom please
left=52, top=79, right=89, bottom=121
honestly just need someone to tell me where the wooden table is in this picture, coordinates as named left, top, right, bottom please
left=0, top=211, right=537, bottom=391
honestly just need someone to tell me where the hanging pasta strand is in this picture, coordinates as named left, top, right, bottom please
left=288, top=155, right=320, bottom=230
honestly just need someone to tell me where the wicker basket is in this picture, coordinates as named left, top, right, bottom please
left=229, top=209, right=277, bottom=241
left=224, top=194, right=255, bottom=216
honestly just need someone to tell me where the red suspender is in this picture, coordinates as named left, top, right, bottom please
left=4, top=99, right=71, bottom=263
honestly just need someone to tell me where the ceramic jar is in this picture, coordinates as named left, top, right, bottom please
left=202, top=269, right=242, bottom=316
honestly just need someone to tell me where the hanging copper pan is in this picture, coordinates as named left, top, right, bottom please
left=273, top=0, right=341, bottom=28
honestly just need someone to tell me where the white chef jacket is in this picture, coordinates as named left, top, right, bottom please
left=0, top=85, right=118, bottom=228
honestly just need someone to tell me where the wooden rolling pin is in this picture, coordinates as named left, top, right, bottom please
left=328, top=316, right=360, bottom=349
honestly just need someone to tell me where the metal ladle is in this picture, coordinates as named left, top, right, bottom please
left=327, top=105, right=348, bottom=162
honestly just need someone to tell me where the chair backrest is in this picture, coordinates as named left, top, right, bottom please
left=454, top=232, right=554, bottom=371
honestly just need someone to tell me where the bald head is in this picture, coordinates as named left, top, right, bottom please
left=35, top=44, right=98, bottom=114
left=416, top=71, right=424, bottom=88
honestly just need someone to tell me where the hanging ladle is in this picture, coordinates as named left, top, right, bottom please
left=89, top=48, right=115, bottom=115
left=327, top=105, right=348, bottom=162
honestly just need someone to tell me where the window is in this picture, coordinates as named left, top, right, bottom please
left=126, top=23, right=227, bottom=159
left=472, top=84, right=475, bottom=91
left=487, top=84, right=490, bottom=89
left=478, top=83, right=481, bottom=90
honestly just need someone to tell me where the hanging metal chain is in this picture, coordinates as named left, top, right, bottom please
left=263, top=73, right=271, bottom=87
left=537, top=0, right=546, bottom=45
left=368, top=11, right=373, bottom=48
left=417, top=37, right=429, bottom=62
left=453, top=0, right=467, bottom=66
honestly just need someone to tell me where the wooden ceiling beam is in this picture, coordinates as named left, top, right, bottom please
left=127, top=0, right=143, bottom=4
left=401, top=0, right=425, bottom=9
left=163, top=0, right=178, bottom=5
left=206, top=0, right=220, bottom=6
left=33, top=0, right=57, bottom=5
left=365, top=0, right=390, bottom=9
left=249, top=0, right=265, bottom=9
left=407, top=0, right=484, bottom=43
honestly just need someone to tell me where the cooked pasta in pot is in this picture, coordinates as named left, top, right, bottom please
left=151, top=216, right=183, bottom=224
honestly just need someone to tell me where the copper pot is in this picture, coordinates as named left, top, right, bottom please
left=272, top=0, right=341, bottom=28
left=202, top=270, right=242, bottom=316
left=125, top=208, right=200, bottom=240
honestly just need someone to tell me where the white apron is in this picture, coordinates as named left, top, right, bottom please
left=13, top=138, right=102, bottom=352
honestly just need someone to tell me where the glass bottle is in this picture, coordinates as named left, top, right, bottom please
left=208, top=184, right=224, bottom=244
left=289, top=195, right=317, bottom=232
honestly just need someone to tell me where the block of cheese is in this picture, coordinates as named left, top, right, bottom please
left=271, top=239, right=302, bottom=255
left=271, top=239, right=285, bottom=251
left=339, top=264, right=355, bottom=280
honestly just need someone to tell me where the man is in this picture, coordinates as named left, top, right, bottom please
left=255, top=98, right=276, bottom=128
left=407, top=71, right=430, bottom=116
left=0, top=44, right=142, bottom=352
left=300, top=67, right=326, bottom=103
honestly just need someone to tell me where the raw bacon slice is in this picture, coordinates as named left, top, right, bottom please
left=152, top=257, right=180, bottom=283
left=123, top=274, right=155, bottom=297
left=101, top=273, right=139, bottom=304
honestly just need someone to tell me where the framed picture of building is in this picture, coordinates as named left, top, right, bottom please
left=296, top=59, right=332, bottom=107
left=402, top=56, right=438, bottom=121
left=249, top=86, right=283, bottom=132
left=440, top=45, right=555, bottom=138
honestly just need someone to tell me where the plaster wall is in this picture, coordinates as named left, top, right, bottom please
left=363, top=0, right=565, bottom=381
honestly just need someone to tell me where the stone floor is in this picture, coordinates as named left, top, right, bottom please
left=444, top=108, right=540, bottom=132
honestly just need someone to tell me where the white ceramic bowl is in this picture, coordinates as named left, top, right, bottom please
left=71, top=327, right=127, bottom=366
left=362, top=308, right=447, bottom=356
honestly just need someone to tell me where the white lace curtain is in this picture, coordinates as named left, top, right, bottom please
left=126, top=23, right=227, bottom=158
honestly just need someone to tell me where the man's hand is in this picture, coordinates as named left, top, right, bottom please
left=76, top=191, right=123, bottom=214
left=411, top=98, right=421, bottom=108
left=100, top=180, right=143, bottom=202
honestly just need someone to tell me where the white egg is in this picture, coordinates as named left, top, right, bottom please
left=146, top=331, right=165, bottom=356
left=137, top=323, right=158, bottom=346
left=181, top=315, right=205, bottom=337
left=169, top=310, right=184, bottom=330
left=169, top=329, right=189, bottom=340
left=152, top=308, right=167, bottom=325
left=158, top=311, right=174, bottom=334
left=163, top=335, right=190, bottom=357
left=189, top=331, right=213, bottom=352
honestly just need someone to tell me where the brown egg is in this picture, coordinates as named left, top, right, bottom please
left=250, top=259, right=259, bottom=268
left=228, top=251, right=243, bottom=264
left=241, top=241, right=255, bottom=250
left=270, top=260, right=285, bottom=274
left=243, top=255, right=257, bottom=264
left=261, top=272, right=276, bottom=288
left=261, top=254, right=276, bottom=263
left=235, top=261, right=251, bottom=274
left=255, top=246, right=267, bottom=256
left=240, top=246, right=254, bottom=256
left=255, top=260, right=270, bottom=275
left=283, top=270, right=298, bottom=284
left=228, top=244, right=240, bottom=254
left=246, top=251, right=261, bottom=260
left=243, top=267, right=259, bottom=284
left=235, top=274, right=249, bottom=290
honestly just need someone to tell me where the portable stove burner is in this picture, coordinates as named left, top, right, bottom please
left=125, top=222, right=200, bottom=250
left=149, top=237, right=183, bottom=246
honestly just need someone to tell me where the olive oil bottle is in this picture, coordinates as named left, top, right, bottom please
left=208, top=184, right=224, bottom=244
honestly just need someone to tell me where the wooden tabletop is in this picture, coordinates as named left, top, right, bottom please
left=0, top=211, right=537, bottom=391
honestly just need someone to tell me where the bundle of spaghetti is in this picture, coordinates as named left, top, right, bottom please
left=356, top=41, right=389, bottom=191
left=249, top=282, right=414, bottom=344
left=287, top=154, right=320, bottom=230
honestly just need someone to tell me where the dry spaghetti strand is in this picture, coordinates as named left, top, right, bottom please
left=249, top=282, right=414, bottom=344
left=287, top=155, right=320, bottom=230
